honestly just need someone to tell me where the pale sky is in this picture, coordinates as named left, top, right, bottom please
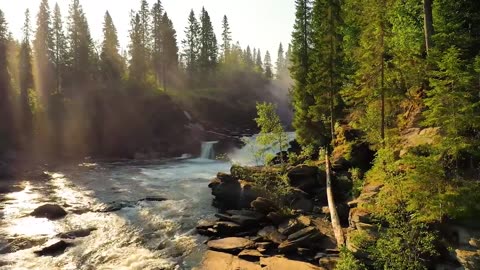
left=0, top=0, right=294, bottom=63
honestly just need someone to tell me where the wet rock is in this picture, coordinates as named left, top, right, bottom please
left=455, top=249, right=480, bottom=270
left=30, top=204, right=67, bottom=220
left=57, top=228, right=96, bottom=239
left=34, top=240, right=73, bottom=256
left=196, top=250, right=262, bottom=270
left=260, top=256, right=326, bottom=270
left=251, top=197, right=278, bottom=214
left=217, top=172, right=236, bottom=183
left=196, top=219, right=218, bottom=236
left=0, top=237, right=49, bottom=254
left=210, top=177, right=258, bottom=209
left=258, top=226, right=287, bottom=244
left=98, top=201, right=136, bottom=212
left=238, top=249, right=264, bottom=260
left=138, top=196, right=166, bottom=202
left=207, top=237, right=255, bottom=253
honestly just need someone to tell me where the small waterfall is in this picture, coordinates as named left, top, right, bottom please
left=200, top=141, right=218, bottom=159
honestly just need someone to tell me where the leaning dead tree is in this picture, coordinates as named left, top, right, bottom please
left=325, top=152, right=345, bottom=248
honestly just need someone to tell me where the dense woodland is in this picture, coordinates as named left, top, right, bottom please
left=286, top=0, right=480, bottom=269
left=0, top=0, right=291, bottom=160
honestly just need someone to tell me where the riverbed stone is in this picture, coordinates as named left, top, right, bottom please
left=57, top=228, right=96, bottom=239
left=207, top=237, right=254, bottom=253
left=34, top=240, right=73, bottom=256
left=30, top=204, right=67, bottom=220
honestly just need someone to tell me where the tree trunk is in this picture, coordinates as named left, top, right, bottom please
left=325, top=153, right=345, bottom=248
left=423, top=0, right=434, bottom=54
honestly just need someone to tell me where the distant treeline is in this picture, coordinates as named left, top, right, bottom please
left=0, top=0, right=291, bottom=161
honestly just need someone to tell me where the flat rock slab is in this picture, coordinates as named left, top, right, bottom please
left=260, top=256, right=326, bottom=270
left=196, top=250, right=261, bottom=270
left=30, top=204, right=67, bottom=220
left=207, top=237, right=254, bottom=252
left=258, top=226, right=286, bottom=244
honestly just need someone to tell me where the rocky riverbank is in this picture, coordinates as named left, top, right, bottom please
left=196, top=161, right=480, bottom=270
left=195, top=164, right=348, bottom=270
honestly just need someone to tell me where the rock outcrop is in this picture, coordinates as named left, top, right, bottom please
left=30, top=204, right=67, bottom=220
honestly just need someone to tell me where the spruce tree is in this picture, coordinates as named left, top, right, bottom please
left=256, top=49, right=263, bottom=73
left=307, top=0, right=344, bottom=144
left=276, top=43, right=287, bottom=80
left=52, top=3, right=67, bottom=94
left=18, top=9, right=34, bottom=143
left=264, top=50, right=273, bottom=79
left=182, top=10, right=200, bottom=83
left=161, top=13, right=178, bottom=91
left=66, top=0, right=94, bottom=88
left=100, top=11, right=123, bottom=83
left=33, top=0, right=53, bottom=102
left=290, top=0, right=323, bottom=146
left=221, top=15, right=232, bottom=60
left=0, top=9, right=13, bottom=151
left=151, top=0, right=164, bottom=86
left=128, top=12, right=147, bottom=82
left=199, top=7, right=218, bottom=80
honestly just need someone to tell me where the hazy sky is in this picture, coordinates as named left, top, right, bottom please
left=0, top=0, right=295, bottom=62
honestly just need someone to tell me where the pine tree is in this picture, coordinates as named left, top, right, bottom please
left=256, top=49, right=263, bottom=73
left=18, top=9, right=34, bottom=143
left=52, top=3, right=67, bottom=94
left=139, top=0, right=151, bottom=58
left=151, top=0, right=164, bottom=86
left=182, top=10, right=200, bottom=82
left=244, top=46, right=254, bottom=69
left=221, top=15, right=232, bottom=60
left=264, top=50, right=273, bottom=79
left=290, top=0, right=322, bottom=146
left=307, top=0, right=344, bottom=144
left=199, top=7, right=218, bottom=80
left=33, top=0, right=53, bottom=102
left=0, top=9, right=13, bottom=151
left=100, top=11, right=123, bottom=83
left=128, top=12, right=147, bottom=82
left=66, top=0, right=94, bottom=88
left=276, top=43, right=287, bottom=80
left=161, top=13, right=178, bottom=91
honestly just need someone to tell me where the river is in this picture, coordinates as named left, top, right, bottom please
left=0, top=135, right=290, bottom=270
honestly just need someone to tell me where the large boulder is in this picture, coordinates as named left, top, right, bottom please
left=196, top=250, right=262, bottom=270
left=251, top=197, right=278, bottom=214
left=285, top=189, right=314, bottom=213
left=30, top=204, right=67, bottom=220
left=209, top=174, right=258, bottom=209
left=207, top=237, right=255, bottom=253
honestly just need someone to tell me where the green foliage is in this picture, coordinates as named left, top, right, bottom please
left=423, top=47, right=480, bottom=159
left=335, top=248, right=367, bottom=270
left=371, top=222, right=438, bottom=270
left=255, top=102, right=289, bottom=166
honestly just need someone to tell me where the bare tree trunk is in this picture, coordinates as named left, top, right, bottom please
left=325, top=153, right=345, bottom=248
left=423, top=0, right=434, bottom=54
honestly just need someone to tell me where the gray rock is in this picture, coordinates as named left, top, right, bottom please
left=34, top=240, right=73, bottom=256
left=30, top=204, right=67, bottom=220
